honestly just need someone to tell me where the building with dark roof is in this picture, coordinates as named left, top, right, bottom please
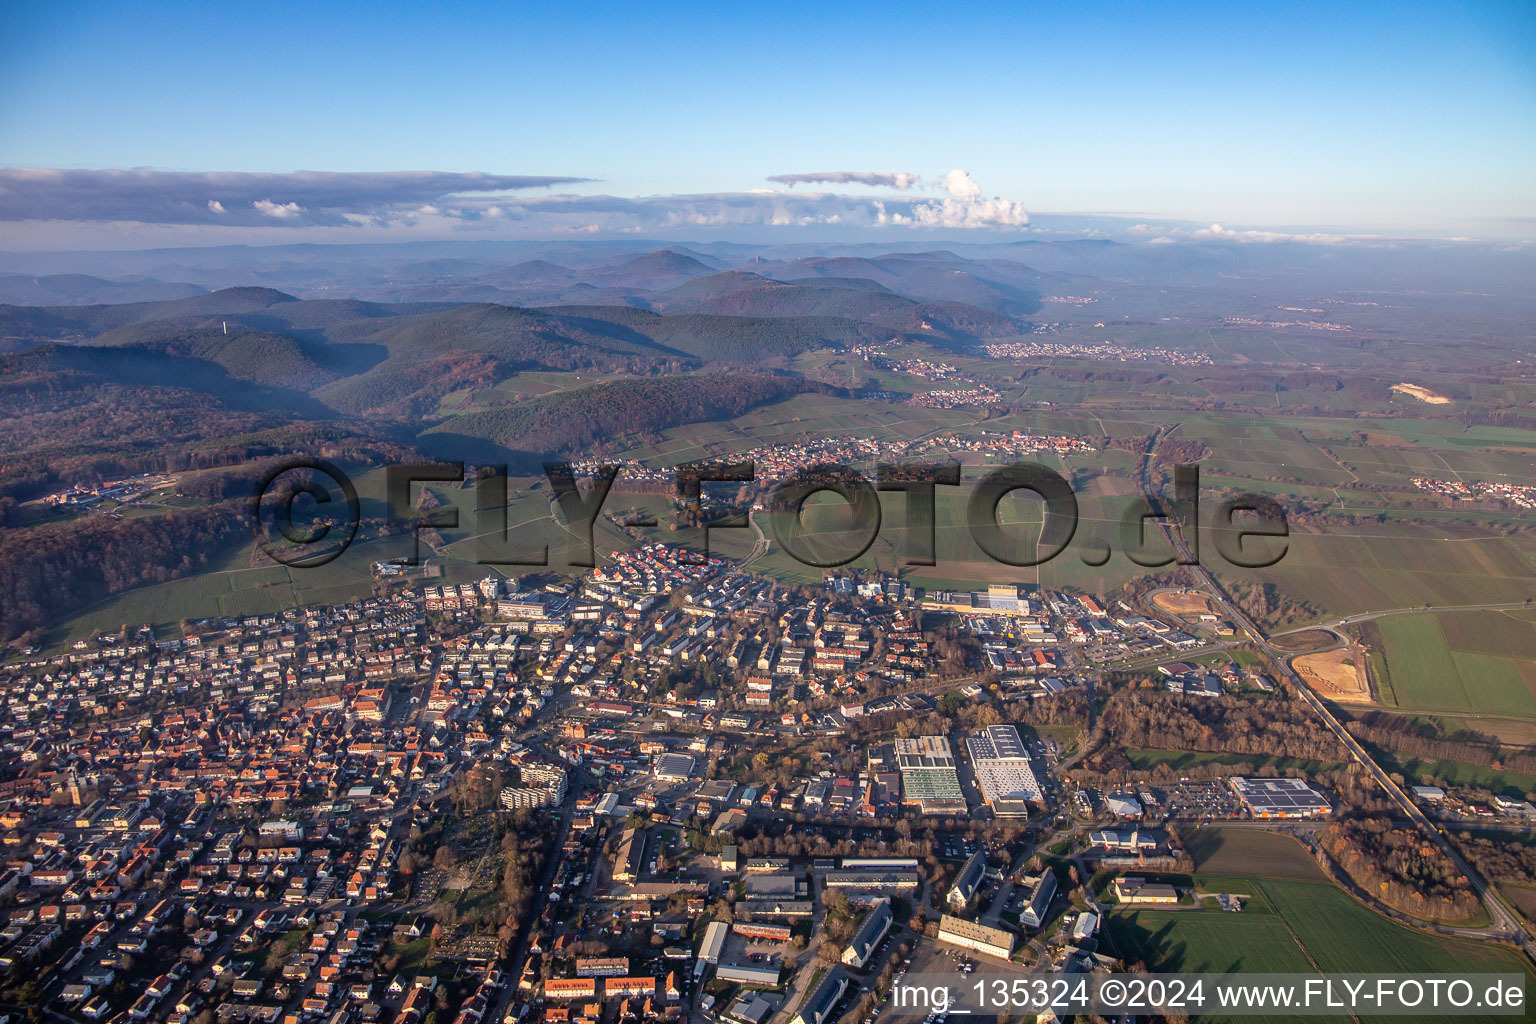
left=946, top=849, right=987, bottom=909
left=791, top=967, right=848, bottom=1024
left=839, top=898, right=893, bottom=969
left=1229, top=777, right=1331, bottom=819
left=1019, top=871, right=1057, bottom=929
left=613, top=828, right=646, bottom=883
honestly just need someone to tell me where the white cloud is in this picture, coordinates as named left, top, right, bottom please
left=206, top=199, right=224, bottom=214
left=253, top=199, right=305, bottom=219
left=942, top=169, right=983, bottom=201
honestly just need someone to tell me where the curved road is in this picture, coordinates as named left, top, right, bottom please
left=1272, top=600, right=1536, bottom=639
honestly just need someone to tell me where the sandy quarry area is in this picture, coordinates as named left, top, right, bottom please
left=1152, top=589, right=1217, bottom=619
left=1392, top=382, right=1451, bottom=404
left=1294, top=647, right=1372, bottom=702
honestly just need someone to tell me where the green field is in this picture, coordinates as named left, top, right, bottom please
left=1372, top=613, right=1536, bottom=718
left=1360, top=743, right=1536, bottom=798
left=1215, top=522, right=1536, bottom=629
left=1127, top=750, right=1345, bottom=776
left=1107, top=875, right=1532, bottom=1024
left=1181, top=828, right=1327, bottom=881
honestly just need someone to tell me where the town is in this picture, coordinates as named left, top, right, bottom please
left=4, top=538, right=1525, bottom=1024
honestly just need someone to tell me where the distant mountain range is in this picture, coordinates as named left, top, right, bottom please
left=0, top=252, right=1034, bottom=487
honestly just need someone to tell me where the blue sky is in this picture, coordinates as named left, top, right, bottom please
left=1, top=1, right=1533, bottom=246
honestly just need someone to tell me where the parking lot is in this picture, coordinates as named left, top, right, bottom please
left=1138, top=780, right=1243, bottom=821
left=875, top=936, right=1039, bottom=1023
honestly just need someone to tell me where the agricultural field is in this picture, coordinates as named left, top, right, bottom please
left=1107, top=873, right=1532, bottom=1024
left=1504, top=884, right=1536, bottom=924
left=1215, top=521, right=1536, bottom=629
left=1180, top=828, right=1327, bottom=881
left=1368, top=613, right=1536, bottom=719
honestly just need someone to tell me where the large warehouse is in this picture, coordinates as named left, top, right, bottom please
left=965, top=724, right=1042, bottom=806
left=894, top=735, right=967, bottom=814
left=654, top=752, right=697, bottom=782
left=613, top=828, right=646, bottom=882
left=1230, top=777, right=1332, bottom=818
left=695, top=920, right=729, bottom=979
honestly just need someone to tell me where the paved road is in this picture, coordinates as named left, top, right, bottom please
left=1271, top=601, right=1536, bottom=638
left=742, top=509, right=771, bottom=567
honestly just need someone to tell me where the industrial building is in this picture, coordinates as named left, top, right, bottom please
left=745, top=873, right=805, bottom=899
left=723, top=993, right=780, bottom=1024
left=1086, top=828, right=1158, bottom=853
left=923, top=584, right=1031, bottom=615
left=840, top=899, right=893, bottom=968
left=654, top=752, right=697, bottom=782
left=1103, top=791, right=1141, bottom=818
left=613, top=828, right=646, bottom=883
left=1229, top=777, right=1331, bottom=819
left=965, top=725, right=1042, bottom=808
left=894, top=735, right=967, bottom=814
left=937, top=915, right=1015, bottom=960
left=716, top=959, right=782, bottom=988
left=695, top=920, right=729, bottom=978
left=1112, top=876, right=1179, bottom=904
left=733, top=922, right=792, bottom=942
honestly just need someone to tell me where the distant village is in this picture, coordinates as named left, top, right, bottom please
left=1410, top=476, right=1536, bottom=510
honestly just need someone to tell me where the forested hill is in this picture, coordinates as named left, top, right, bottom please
left=419, top=374, right=843, bottom=461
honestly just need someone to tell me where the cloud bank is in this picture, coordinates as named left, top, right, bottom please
left=0, top=167, right=1034, bottom=239
left=0, top=169, right=589, bottom=227
left=767, top=171, right=922, bottom=190
left=1128, top=221, right=1391, bottom=245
